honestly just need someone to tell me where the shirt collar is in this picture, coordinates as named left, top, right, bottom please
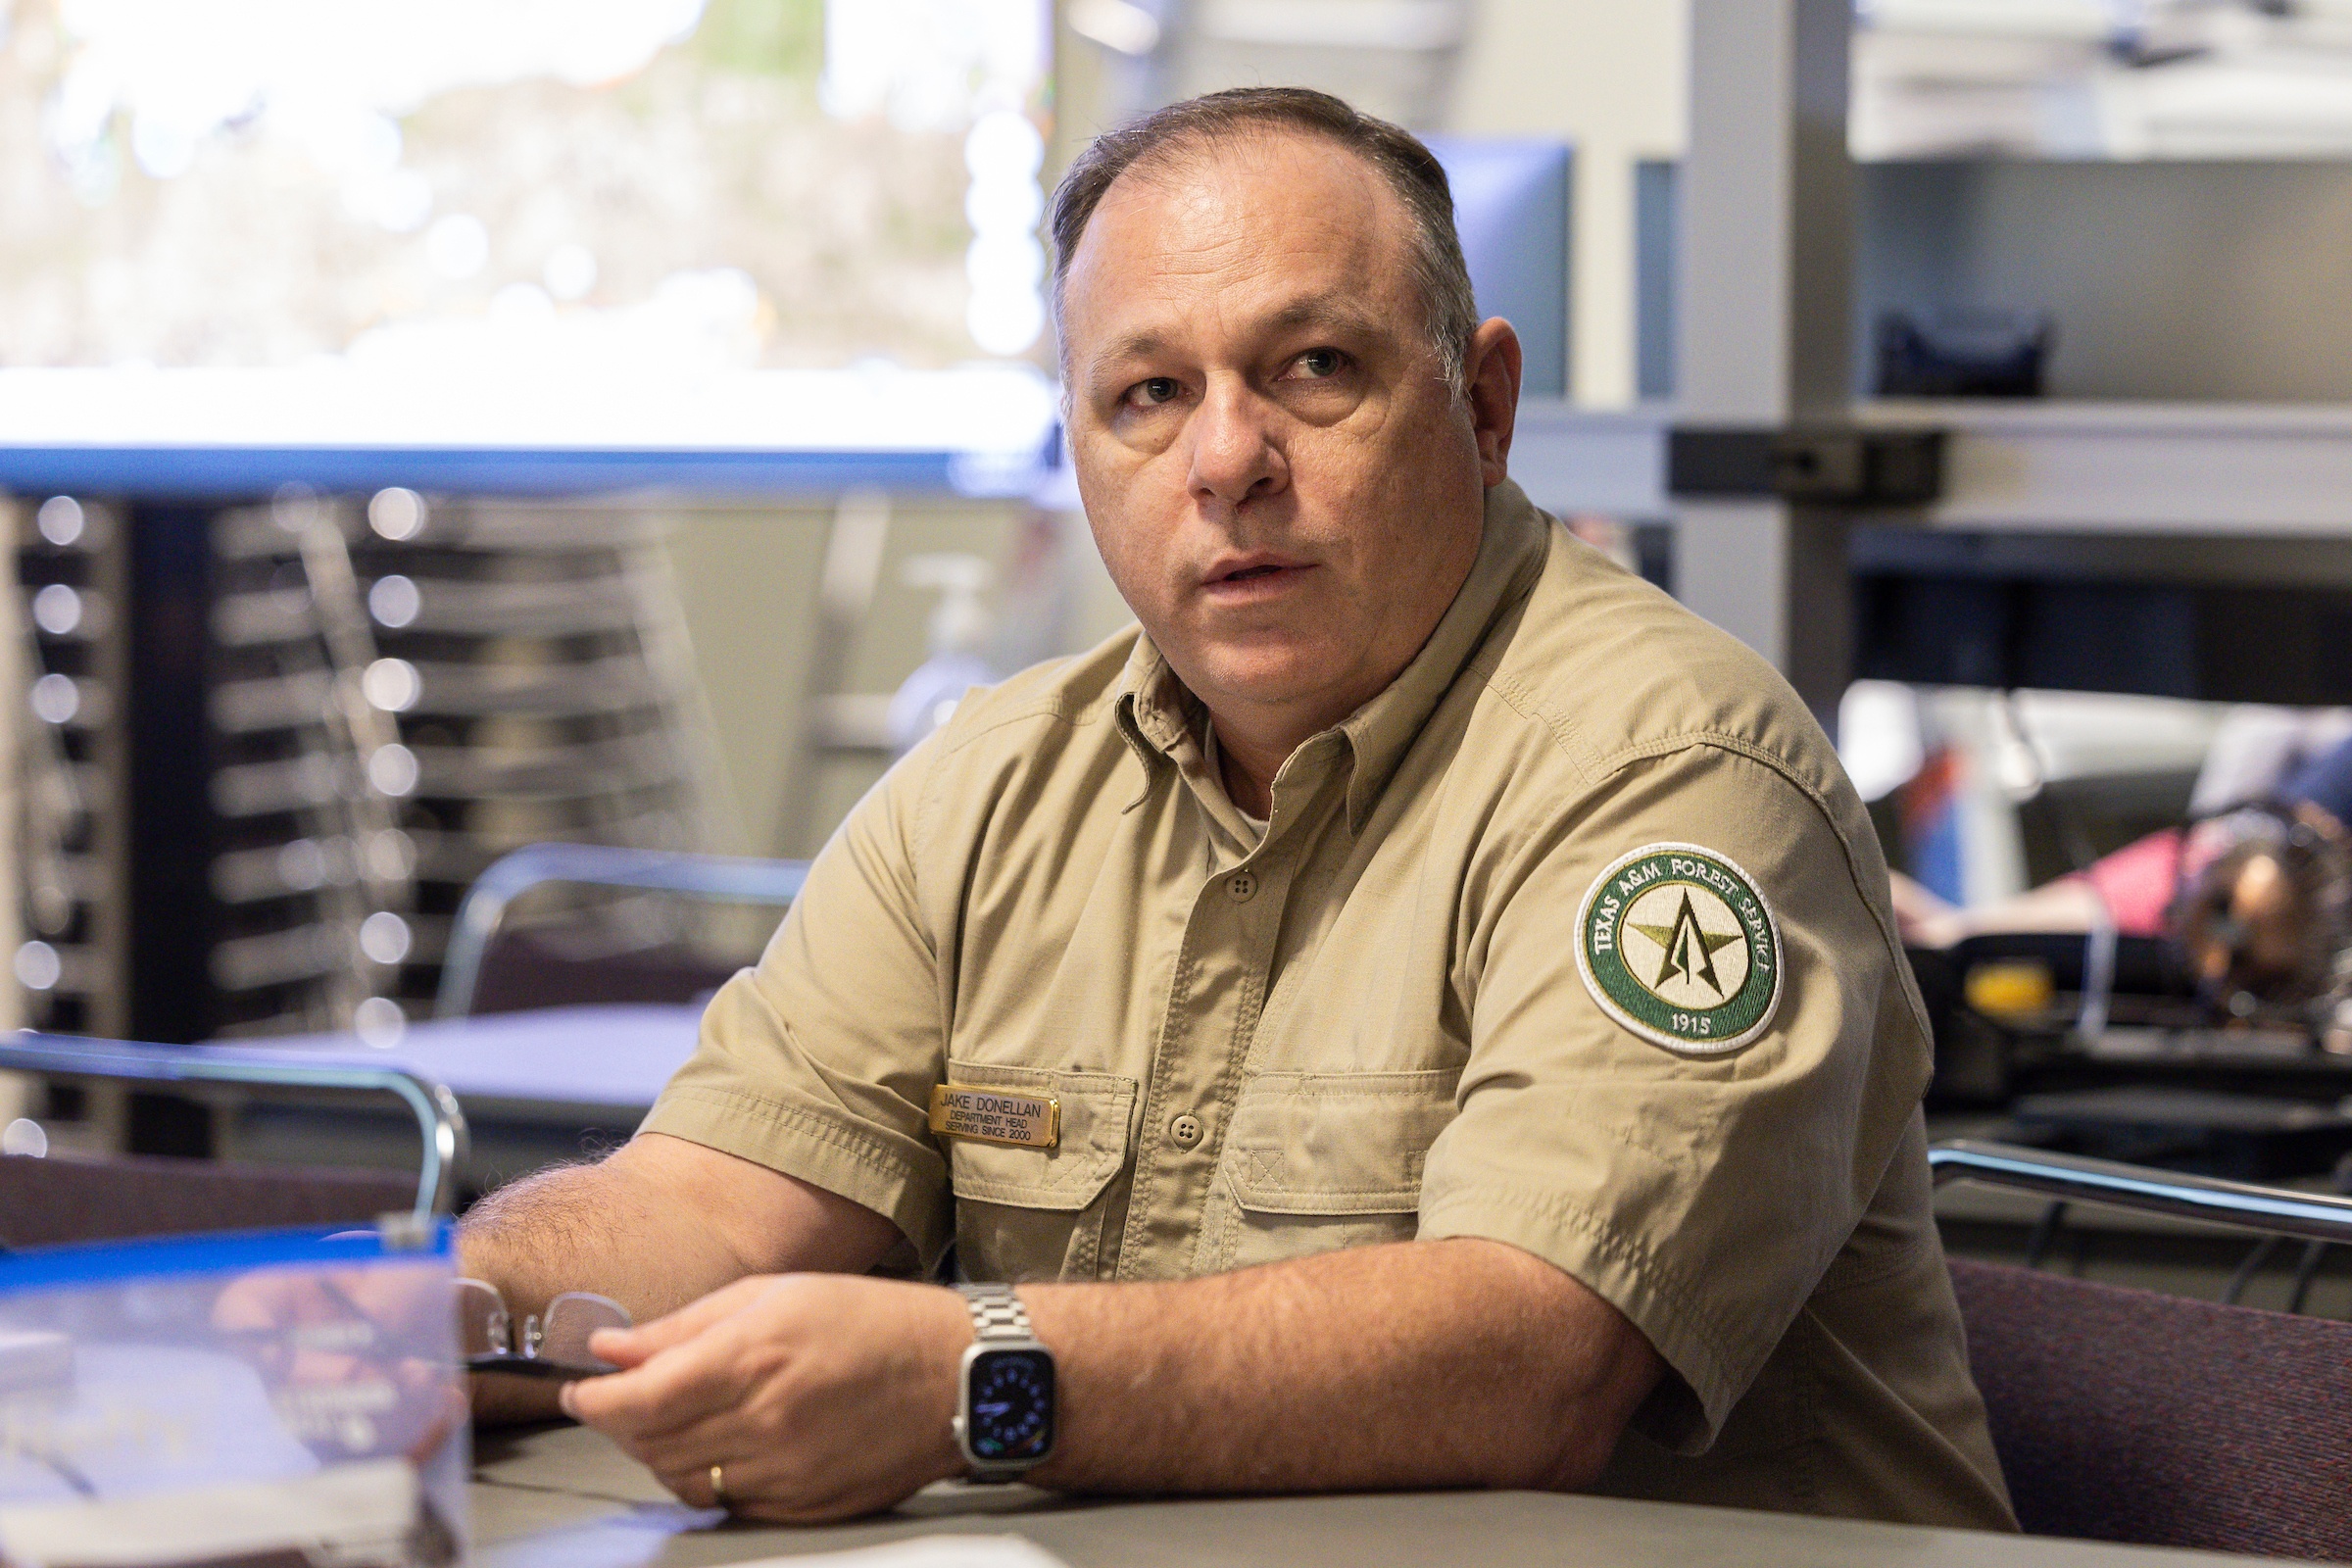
left=1113, top=632, right=1194, bottom=777
left=1113, top=479, right=1552, bottom=831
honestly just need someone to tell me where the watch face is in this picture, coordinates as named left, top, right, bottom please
left=965, top=1348, right=1054, bottom=1463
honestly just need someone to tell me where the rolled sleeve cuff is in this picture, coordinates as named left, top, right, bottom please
left=640, top=1084, right=950, bottom=1268
left=1417, top=1184, right=1751, bottom=1454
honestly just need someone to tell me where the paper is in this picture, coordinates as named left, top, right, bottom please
left=0, top=1334, right=70, bottom=1396
left=725, top=1536, right=1071, bottom=1568
left=0, top=1457, right=424, bottom=1568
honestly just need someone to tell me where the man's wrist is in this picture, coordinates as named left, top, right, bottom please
left=920, top=1286, right=976, bottom=1484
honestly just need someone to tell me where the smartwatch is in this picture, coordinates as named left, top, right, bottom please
left=951, top=1282, right=1056, bottom=1482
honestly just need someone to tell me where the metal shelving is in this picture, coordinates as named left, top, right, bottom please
left=1512, top=396, right=2352, bottom=541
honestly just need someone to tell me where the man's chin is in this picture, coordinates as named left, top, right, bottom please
left=1181, top=647, right=1356, bottom=715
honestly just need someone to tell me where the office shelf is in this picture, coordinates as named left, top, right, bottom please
left=1508, top=396, right=2352, bottom=541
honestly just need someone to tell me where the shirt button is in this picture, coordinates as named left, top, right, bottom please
left=1169, top=1112, right=1204, bottom=1149
left=1226, top=870, right=1257, bottom=903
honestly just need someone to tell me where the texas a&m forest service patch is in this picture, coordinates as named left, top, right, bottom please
left=1576, top=843, right=1783, bottom=1055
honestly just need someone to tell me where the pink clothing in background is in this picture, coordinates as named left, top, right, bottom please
left=2068, top=828, right=2184, bottom=938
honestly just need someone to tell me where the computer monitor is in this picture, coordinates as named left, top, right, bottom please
left=1422, top=136, right=1572, bottom=400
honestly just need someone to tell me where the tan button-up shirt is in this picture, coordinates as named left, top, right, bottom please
left=644, top=480, right=2015, bottom=1530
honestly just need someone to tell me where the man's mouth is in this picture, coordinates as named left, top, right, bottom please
left=1201, top=556, right=1315, bottom=594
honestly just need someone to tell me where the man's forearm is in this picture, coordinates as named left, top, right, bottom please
left=1016, top=1237, right=1661, bottom=1495
left=459, top=1132, right=902, bottom=1425
left=458, top=1131, right=900, bottom=1325
left=458, top=1155, right=741, bottom=1327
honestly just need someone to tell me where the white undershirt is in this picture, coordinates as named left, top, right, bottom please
left=1200, top=721, right=1268, bottom=840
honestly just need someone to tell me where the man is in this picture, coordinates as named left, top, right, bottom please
left=462, top=87, right=2014, bottom=1531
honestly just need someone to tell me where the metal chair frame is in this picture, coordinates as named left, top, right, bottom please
left=0, top=1035, right=467, bottom=1222
left=434, top=842, right=809, bottom=1018
left=1930, top=1138, right=2352, bottom=1246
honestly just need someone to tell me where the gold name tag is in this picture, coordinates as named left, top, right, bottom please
left=928, top=1085, right=1059, bottom=1150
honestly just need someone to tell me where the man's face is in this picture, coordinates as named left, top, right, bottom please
left=1060, top=131, right=1500, bottom=734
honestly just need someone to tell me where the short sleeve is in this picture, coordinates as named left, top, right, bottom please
left=639, top=738, right=954, bottom=1266
left=1415, top=742, right=1931, bottom=1453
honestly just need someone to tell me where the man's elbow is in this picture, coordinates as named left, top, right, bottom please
left=1507, top=1315, right=1665, bottom=1494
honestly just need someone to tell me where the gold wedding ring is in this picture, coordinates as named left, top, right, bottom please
left=710, top=1462, right=731, bottom=1511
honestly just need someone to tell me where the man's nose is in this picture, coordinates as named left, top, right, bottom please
left=1185, top=381, right=1287, bottom=508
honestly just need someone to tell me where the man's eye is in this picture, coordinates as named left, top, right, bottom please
left=1293, top=348, right=1346, bottom=379
left=1127, top=377, right=1181, bottom=407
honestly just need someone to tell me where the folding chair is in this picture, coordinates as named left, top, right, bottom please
left=1933, top=1140, right=2352, bottom=1559
left=435, top=842, right=808, bottom=1018
left=0, top=1038, right=466, bottom=1249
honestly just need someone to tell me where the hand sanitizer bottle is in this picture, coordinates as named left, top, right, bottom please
left=888, top=554, right=998, bottom=755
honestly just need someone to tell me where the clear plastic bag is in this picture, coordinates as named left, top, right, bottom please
left=0, top=1223, right=465, bottom=1568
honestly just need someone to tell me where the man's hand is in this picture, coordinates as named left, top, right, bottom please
left=561, top=1273, right=971, bottom=1523
left=457, top=1132, right=903, bottom=1428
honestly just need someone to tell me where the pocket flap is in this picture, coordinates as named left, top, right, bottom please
left=944, top=1058, right=1136, bottom=1212
left=1225, top=1068, right=1461, bottom=1215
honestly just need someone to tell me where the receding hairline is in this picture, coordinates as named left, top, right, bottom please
left=1049, top=87, right=1478, bottom=396
left=1096, top=114, right=1404, bottom=200
left=1057, top=117, right=1420, bottom=309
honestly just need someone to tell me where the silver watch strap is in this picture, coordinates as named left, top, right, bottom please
left=956, top=1281, right=1036, bottom=1343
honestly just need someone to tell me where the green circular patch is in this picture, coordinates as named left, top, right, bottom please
left=1576, top=843, right=1782, bottom=1055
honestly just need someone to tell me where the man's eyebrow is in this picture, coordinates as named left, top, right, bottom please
left=1261, top=293, right=1390, bottom=339
left=1084, top=295, right=1396, bottom=384
left=1088, top=332, right=1167, bottom=381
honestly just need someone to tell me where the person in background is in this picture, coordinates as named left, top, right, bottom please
left=1893, top=720, right=2352, bottom=1021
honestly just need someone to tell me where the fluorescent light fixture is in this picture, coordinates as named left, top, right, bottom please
left=1195, top=0, right=1463, bottom=51
left=1855, top=0, right=2115, bottom=40
left=1069, top=0, right=1160, bottom=56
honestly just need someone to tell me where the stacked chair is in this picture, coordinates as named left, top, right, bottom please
left=15, top=496, right=119, bottom=1039
left=206, top=494, right=419, bottom=1037
left=13, top=489, right=730, bottom=1043
left=340, top=493, right=729, bottom=1024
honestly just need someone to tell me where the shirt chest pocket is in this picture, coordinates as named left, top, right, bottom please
left=945, top=1058, right=1137, bottom=1284
left=1211, top=1068, right=1461, bottom=1272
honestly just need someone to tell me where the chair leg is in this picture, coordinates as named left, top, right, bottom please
left=2024, top=1200, right=2068, bottom=1269
left=2286, top=1242, right=2328, bottom=1315
left=2225, top=1235, right=2281, bottom=1304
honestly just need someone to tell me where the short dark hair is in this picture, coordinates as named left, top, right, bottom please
left=1048, top=87, right=1479, bottom=396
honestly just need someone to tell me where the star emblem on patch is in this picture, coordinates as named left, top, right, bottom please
left=1628, top=888, right=1746, bottom=1003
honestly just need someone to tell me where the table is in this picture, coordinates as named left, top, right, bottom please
left=223, top=1004, right=703, bottom=1189
left=248, top=1004, right=704, bottom=1119
left=470, top=1424, right=2275, bottom=1568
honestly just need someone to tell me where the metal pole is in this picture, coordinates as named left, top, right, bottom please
left=1931, top=1139, right=2352, bottom=1248
left=1675, top=0, right=1856, bottom=723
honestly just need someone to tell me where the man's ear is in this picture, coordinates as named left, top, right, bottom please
left=1464, top=318, right=1522, bottom=487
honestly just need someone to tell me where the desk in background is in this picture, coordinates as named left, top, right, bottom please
left=220, top=1004, right=702, bottom=1194
left=471, top=1424, right=2272, bottom=1568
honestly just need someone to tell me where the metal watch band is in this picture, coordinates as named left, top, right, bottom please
left=955, top=1281, right=1036, bottom=1343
